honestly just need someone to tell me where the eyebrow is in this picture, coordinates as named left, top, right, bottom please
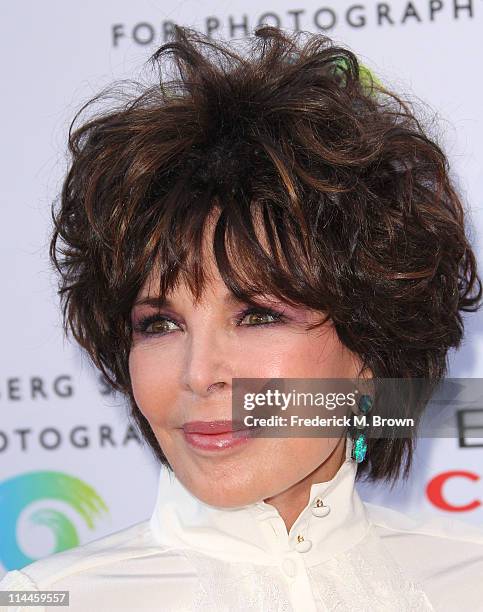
left=133, top=292, right=250, bottom=309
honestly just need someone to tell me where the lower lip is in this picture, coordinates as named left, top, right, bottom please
left=182, top=428, right=257, bottom=452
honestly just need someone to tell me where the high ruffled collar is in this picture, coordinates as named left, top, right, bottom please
left=149, top=438, right=370, bottom=567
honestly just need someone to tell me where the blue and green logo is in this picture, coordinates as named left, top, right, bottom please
left=0, top=471, right=109, bottom=571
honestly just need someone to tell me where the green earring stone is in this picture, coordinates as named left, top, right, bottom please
left=352, top=432, right=368, bottom=463
left=359, top=394, right=373, bottom=415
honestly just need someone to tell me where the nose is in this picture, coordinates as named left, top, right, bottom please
left=181, top=325, right=232, bottom=397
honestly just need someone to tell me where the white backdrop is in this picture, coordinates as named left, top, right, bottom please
left=1, top=0, right=482, bottom=576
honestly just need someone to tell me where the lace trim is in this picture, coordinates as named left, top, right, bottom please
left=181, top=550, right=294, bottom=611
left=307, top=528, right=435, bottom=611
left=173, top=527, right=435, bottom=612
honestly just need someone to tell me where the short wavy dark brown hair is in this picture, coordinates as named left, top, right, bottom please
left=49, top=25, right=482, bottom=483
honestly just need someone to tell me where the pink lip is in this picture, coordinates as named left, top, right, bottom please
left=182, top=420, right=247, bottom=434
left=182, top=420, right=257, bottom=452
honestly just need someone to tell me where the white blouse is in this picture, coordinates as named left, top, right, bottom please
left=1, top=441, right=483, bottom=612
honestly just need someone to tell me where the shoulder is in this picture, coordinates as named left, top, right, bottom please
left=0, top=519, right=197, bottom=611
left=364, top=502, right=483, bottom=611
left=1, top=520, right=158, bottom=589
left=365, top=500, right=483, bottom=549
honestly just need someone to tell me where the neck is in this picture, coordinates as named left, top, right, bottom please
left=262, top=437, right=347, bottom=533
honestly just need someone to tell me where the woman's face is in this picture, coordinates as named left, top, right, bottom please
left=129, top=220, right=366, bottom=508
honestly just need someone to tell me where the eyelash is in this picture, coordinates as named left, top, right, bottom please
left=132, top=306, right=286, bottom=337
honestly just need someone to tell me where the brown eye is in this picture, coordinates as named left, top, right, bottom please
left=134, top=315, right=180, bottom=336
left=148, top=320, right=177, bottom=334
left=238, top=309, right=283, bottom=326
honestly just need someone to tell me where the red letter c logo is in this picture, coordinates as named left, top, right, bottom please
left=426, top=470, right=481, bottom=512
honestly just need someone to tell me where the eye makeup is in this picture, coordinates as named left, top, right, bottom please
left=131, top=304, right=288, bottom=338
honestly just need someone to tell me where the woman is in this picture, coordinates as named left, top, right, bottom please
left=1, top=25, right=483, bottom=612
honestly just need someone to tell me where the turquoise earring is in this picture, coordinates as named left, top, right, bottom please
left=350, top=394, right=373, bottom=463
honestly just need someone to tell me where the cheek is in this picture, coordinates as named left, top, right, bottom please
left=235, top=331, right=320, bottom=377
left=248, top=330, right=331, bottom=378
left=281, top=437, right=340, bottom=467
left=128, top=347, right=177, bottom=425
left=275, top=328, right=361, bottom=379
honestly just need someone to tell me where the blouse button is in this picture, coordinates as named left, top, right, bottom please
left=294, top=535, right=312, bottom=552
left=311, top=497, right=330, bottom=517
left=281, top=558, right=297, bottom=578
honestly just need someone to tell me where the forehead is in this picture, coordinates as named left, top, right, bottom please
left=137, top=241, right=223, bottom=298
left=133, top=197, right=310, bottom=315
left=138, top=270, right=225, bottom=304
left=138, top=205, right=273, bottom=295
